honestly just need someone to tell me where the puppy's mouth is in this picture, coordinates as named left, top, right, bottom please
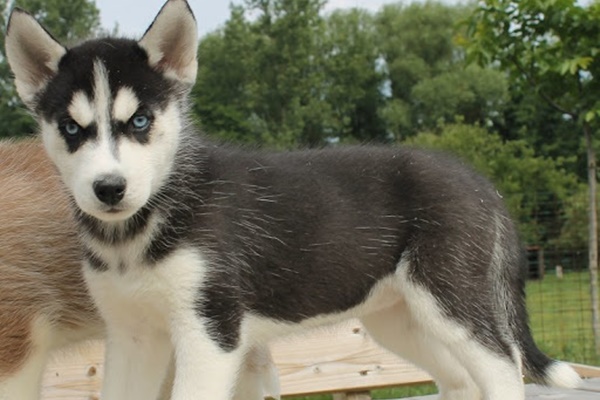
left=74, top=189, right=149, bottom=223
left=91, top=203, right=140, bottom=222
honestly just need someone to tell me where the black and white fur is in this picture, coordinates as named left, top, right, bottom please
left=5, top=0, right=581, bottom=399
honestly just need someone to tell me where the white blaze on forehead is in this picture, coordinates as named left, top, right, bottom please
left=68, top=91, right=94, bottom=127
left=92, top=60, right=112, bottom=142
left=112, top=87, right=140, bottom=123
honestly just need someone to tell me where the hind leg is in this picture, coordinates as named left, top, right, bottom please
left=361, top=303, right=481, bottom=400
left=443, top=335, right=523, bottom=400
left=396, top=276, right=525, bottom=400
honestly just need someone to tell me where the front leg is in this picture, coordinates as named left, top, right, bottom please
left=101, top=326, right=172, bottom=400
left=234, top=344, right=281, bottom=400
left=170, top=314, right=245, bottom=400
left=84, top=266, right=174, bottom=400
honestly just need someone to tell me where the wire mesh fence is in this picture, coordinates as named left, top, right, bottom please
left=526, top=248, right=598, bottom=366
left=518, top=188, right=600, bottom=367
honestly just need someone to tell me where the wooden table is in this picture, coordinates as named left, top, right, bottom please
left=404, top=378, right=600, bottom=399
left=42, top=319, right=600, bottom=399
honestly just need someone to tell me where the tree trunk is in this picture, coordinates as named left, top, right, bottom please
left=584, top=122, right=600, bottom=355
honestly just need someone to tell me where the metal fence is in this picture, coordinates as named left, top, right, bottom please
left=519, top=189, right=599, bottom=366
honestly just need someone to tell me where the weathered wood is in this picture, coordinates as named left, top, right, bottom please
left=43, top=342, right=103, bottom=400
left=407, top=379, right=600, bottom=399
left=570, top=362, right=600, bottom=378
left=42, top=320, right=432, bottom=399
left=269, top=320, right=432, bottom=396
left=41, top=319, right=600, bottom=400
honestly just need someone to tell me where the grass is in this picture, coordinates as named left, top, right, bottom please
left=527, top=270, right=600, bottom=366
left=286, top=270, right=599, bottom=399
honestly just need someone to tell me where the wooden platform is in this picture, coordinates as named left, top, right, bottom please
left=406, top=378, right=600, bottom=399
left=42, top=319, right=600, bottom=399
left=43, top=320, right=434, bottom=399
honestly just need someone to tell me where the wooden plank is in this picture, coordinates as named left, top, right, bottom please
left=270, top=319, right=432, bottom=396
left=43, top=342, right=104, bottom=400
left=521, top=379, right=600, bottom=400
left=579, top=377, right=600, bottom=393
left=570, top=362, right=600, bottom=378
left=42, top=320, right=600, bottom=399
left=526, top=382, right=595, bottom=398
left=404, top=379, right=600, bottom=400
left=42, top=320, right=431, bottom=399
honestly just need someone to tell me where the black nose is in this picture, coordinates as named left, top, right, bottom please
left=93, top=175, right=126, bottom=206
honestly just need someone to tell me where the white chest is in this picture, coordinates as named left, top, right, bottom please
left=83, top=246, right=208, bottom=335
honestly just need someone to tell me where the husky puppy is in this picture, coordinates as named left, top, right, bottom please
left=5, top=0, right=581, bottom=399
left=0, top=140, right=278, bottom=400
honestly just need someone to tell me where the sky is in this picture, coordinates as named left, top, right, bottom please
left=95, top=0, right=455, bottom=39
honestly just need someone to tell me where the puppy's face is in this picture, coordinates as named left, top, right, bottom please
left=38, top=48, right=183, bottom=222
left=5, top=0, right=198, bottom=222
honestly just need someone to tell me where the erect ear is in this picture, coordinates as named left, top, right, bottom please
left=4, top=8, right=66, bottom=108
left=139, top=0, right=198, bottom=86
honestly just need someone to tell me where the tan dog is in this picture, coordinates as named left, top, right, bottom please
left=0, top=139, right=279, bottom=399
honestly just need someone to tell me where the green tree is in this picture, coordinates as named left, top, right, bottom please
left=194, top=1, right=388, bottom=148
left=0, top=0, right=100, bottom=138
left=410, top=65, right=508, bottom=130
left=375, top=2, right=509, bottom=138
left=194, top=1, right=331, bottom=148
left=321, top=9, right=387, bottom=144
left=246, top=0, right=330, bottom=147
left=194, top=1, right=512, bottom=147
left=192, top=6, right=258, bottom=144
left=556, top=186, right=595, bottom=251
left=466, top=0, right=600, bottom=354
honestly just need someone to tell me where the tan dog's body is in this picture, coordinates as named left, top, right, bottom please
left=0, top=139, right=102, bottom=398
left=0, top=140, right=279, bottom=400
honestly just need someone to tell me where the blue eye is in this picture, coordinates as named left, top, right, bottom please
left=131, top=114, right=150, bottom=130
left=63, top=121, right=81, bottom=136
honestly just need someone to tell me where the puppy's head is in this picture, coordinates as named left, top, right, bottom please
left=5, top=0, right=198, bottom=222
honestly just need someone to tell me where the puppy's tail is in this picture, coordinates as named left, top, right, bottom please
left=518, top=325, right=581, bottom=388
left=507, top=248, right=581, bottom=388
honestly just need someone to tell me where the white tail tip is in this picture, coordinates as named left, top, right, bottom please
left=545, top=362, right=582, bottom=389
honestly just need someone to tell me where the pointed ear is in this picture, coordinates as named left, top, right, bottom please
left=5, top=8, right=66, bottom=108
left=139, top=0, right=198, bottom=86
